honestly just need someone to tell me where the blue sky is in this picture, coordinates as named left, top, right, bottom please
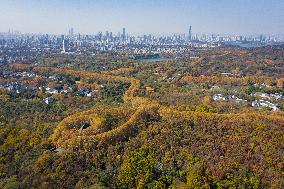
left=1, top=0, right=284, bottom=35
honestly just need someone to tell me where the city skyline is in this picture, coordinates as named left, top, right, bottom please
left=1, top=0, right=284, bottom=36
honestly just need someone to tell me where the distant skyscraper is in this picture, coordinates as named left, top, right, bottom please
left=69, top=28, right=74, bottom=36
left=188, top=26, right=192, bottom=41
left=105, top=30, right=108, bottom=36
left=122, top=28, right=126, bottom=40
left=62, top=39, right=66, bottom=53
left=61, top=35, right=68, bottom=53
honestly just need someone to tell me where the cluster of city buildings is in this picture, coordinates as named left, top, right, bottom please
left=1, top=27, right=283, bottom=65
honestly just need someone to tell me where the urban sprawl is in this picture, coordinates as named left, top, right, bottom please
left=1, top=26, right=283, bottom=65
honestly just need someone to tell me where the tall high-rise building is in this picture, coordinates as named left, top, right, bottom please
left=69, top=28, right=74, bottom=36
left=106, top=31, right=109, bottom=39
left=62, top=39, right=66, bottom=53
left=188, top=26, right=192, bottom=41
left=122, top=28, right=126, bottom=40
left=61, top=35, right=67, bottom=53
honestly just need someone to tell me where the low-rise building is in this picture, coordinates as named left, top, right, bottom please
left=213, top=94, right=226, bottom=101
left=252, top=100, right=279, bottom=111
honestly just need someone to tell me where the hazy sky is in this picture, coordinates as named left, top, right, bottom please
left=1, top=0, right=284, bottom=35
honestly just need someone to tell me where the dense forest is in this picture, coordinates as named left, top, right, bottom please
left=0, top=47, right=284, bottom=188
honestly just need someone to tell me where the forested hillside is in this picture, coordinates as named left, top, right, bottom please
left=0, top=47, right=284, bottom=189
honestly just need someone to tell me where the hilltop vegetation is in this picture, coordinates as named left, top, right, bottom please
left=0, top=46, right=284, bottom=188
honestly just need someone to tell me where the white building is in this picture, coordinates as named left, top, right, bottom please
left=252, top=100, right=279, bottom=111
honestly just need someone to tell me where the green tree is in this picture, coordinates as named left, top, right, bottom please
left=119, top=148, right=158, bottom=189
